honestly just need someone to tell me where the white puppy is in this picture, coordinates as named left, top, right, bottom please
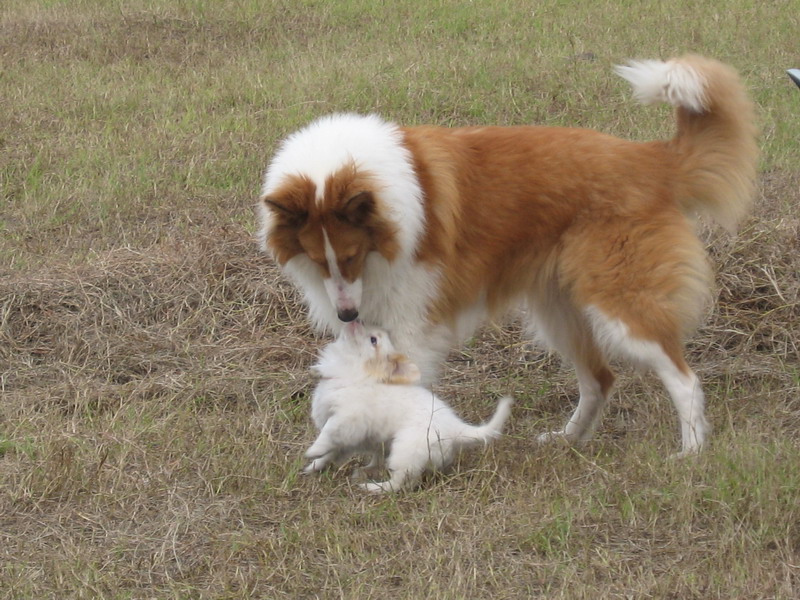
left=304, top=321, right=513, bottom=493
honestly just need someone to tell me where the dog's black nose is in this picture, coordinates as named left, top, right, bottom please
left=338, top=308, right=359, bottom=322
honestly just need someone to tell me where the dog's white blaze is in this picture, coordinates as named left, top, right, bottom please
left=321, top=228, right=362, bottom=313
left=321, top=228, right=341, bottom=279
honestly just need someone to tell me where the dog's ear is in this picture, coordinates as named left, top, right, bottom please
left=337, top=191, right=375, bottom=226
left=384, top=353, right=421, bottom=385
left=262, top=195, right=308, bottom=227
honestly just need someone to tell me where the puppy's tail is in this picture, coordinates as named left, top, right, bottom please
left=458, top=396, right=514, bottom=448
left=615, top=55, right=759, bottom=232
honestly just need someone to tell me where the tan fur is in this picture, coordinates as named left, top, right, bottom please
left=670, top=55, right=760, bottom=232
left=366, top=353, right=422, bottom=385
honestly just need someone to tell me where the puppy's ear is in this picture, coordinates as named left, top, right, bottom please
left=337, top=191, right=374, bottom=226
left=384, top=353, right=421, bottom=385
left=262, top=195, right=308, bottom=227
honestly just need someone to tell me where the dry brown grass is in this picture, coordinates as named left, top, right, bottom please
left=2, top=1, right=800, bottom=598
left=2, top=178, right=799, bottom=598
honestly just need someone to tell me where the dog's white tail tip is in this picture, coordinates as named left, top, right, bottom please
left=615, top=58, right=707, bottom=113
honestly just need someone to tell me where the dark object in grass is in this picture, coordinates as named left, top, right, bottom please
left=788, top=69, right=800, bottom=89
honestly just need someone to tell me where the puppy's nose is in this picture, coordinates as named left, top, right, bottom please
left=338, top=308, right=359, bottom=322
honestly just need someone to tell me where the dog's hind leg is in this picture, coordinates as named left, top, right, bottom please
left=555, top=211, right=714, bottom=454
left=585, top=306, right=710, bottom=455
left=526, top=287, right=617, bottom=445
left=653, top=354, right=709, bottom=456
left=537, top=359, right=616, bottom=445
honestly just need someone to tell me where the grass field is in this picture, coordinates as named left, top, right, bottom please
left=2, top=0, right=799, bottom=598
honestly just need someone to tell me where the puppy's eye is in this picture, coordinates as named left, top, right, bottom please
left=370, top=336, right=378, bottom=346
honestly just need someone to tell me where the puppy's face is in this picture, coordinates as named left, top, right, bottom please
left=339, top=322, right=421, bottom=385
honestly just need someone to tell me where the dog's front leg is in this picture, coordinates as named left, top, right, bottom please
left=302, top=427, right=339, bottom=473
left=302, top=453, right=335, bottom=474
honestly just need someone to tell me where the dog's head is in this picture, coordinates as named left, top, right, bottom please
left=259, top=166, right=399, bottom=323
left=314, top=321, right=421, bottom=385
left=258, top=114, right=425, bottom=326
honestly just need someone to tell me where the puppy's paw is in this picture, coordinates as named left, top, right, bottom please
left=359, top=481, right=392, bottom=494
left=302, top=460, right=322, bottom=474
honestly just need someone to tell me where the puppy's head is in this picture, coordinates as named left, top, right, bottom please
left=328, top=321, right=420, bottom=385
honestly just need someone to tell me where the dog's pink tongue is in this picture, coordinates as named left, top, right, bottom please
left=347, top=321, right=364, bottom=336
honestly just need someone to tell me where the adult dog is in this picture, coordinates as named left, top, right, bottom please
left=257, top=55, right=758, bottom=455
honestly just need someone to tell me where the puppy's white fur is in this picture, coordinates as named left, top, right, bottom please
left=304, top=322, right=513, bottom=493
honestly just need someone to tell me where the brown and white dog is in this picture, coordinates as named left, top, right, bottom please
left=257, top=55, right=758, bottom=455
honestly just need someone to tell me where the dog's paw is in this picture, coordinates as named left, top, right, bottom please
left=536, top=430, right=571, bottom=445
left=668, top=446, right=703, bottom=461
left=359, top=481, right=392, bottom=494
left=302, top=460, right=322, bottom=474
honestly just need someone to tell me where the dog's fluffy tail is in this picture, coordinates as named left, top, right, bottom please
left=459, top=396, right=514, bottom=447
left=615, top=55, right=759, bottom=232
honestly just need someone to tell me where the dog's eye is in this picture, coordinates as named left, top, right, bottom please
left=370, top=336, right=378, bottom=346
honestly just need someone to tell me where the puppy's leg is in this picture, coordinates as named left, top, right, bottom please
left=303, top=453, right=336, bottom=474
left=360, top=471, right=412, bottom=494
left=303, top=435, right=338, bottom=473
left=303, top=421, right=344, bottom=473
left=360, top=434, right=426, bottom=493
